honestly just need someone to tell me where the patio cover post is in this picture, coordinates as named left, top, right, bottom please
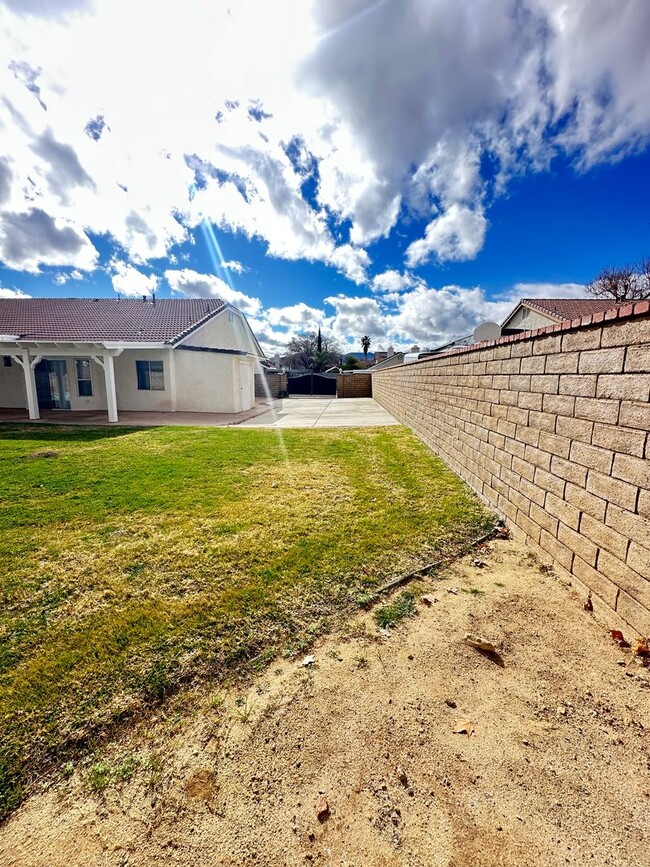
left=103, top=353, right=118, bottom=423
left=12, top=351, right=40, bottom=420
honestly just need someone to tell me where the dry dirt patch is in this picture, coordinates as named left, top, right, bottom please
left=1, top=536, right=648, bottom=867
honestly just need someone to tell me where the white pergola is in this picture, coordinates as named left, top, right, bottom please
left=1, top=338, right=127, bottom=422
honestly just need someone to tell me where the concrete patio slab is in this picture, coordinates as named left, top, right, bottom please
left=0, top=398, right=399, bottom=429
left=0, top=403, right=270, bottom=428
left=240, top=397, right=399, bottom=428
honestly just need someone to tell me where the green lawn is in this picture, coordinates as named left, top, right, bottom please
left=0, top=423, right=493, bottom=819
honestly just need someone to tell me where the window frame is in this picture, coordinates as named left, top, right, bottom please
left=75, top=358, right=93, bottom=397
left=136, top=359, right=165, bottom=391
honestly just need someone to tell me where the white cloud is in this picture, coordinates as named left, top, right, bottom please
left=0, top=286, right=31, bottom=298
left=110, top=261, right=158, bottom=298
left=371, top=269, right=416, bottom=294
left=265, top=302, right=325, bottom=329
left=0, top=0, right=648, bottom=281
left=406, top=204, right=487, bottom=266
left=165, top=268, right=262, bottom=316
left=513, top=282, right=589, bottom=300
left=0, top=208, right=97, bottom=273
left=221, top=259, right=245, bottom=273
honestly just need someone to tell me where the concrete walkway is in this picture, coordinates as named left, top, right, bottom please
left=240, top=397, right=399, bottom=428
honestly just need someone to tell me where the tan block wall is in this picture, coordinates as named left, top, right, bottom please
left=337, top=373, right=372, bottom=398
left=373, top=304, right=650, bottom=635
left=255, top=372, right=288, bottom=398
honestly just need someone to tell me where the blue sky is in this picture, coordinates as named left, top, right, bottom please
left=1, top=0, right=649, bottom=354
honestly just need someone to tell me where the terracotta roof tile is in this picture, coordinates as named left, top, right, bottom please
left=0, top=298, right=225, bottom=343
left=522, top=298, right=620, bottom=321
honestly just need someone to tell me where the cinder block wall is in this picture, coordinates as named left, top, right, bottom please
left=373, top=302, right=650, bottom=635
left=255, top=372, right=288, bottom=398
left=337, top=373, right=372, bottom=398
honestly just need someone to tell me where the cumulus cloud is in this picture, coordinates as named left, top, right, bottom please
left=265, top=302, right=325, bottom=329
left=0, top=0, right=93, bottom=17
left=0, top=208, right=97, bottom=272
left=31, top=128, right=96, bottom=203
left=406, top=204, right=487, bottom=266
left=0, top=286, right=31, bottom=298
left=165, top=268, right=262, bottom=316
left=0, top=0, right=648, bottom=284
left=371, top=269, right=416, bottom=294
left=221, top=259, right=245, bottom=273
left=0, top=158, right=12, bottom=205
left=110, top=261, right=158, bottom=298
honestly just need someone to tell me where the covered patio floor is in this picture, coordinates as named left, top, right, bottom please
left=0, top=398, right=399, bottom=429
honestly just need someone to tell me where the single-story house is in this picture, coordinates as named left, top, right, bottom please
left=0, top=297, right=264, bottom=422
left=501, top=298, right=619, bottom=333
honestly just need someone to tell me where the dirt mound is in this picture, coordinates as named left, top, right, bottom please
left=2, top=537, right=648, bottom=866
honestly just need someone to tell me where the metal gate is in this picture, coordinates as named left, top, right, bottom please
left=287, top=372, right=337, bottom=396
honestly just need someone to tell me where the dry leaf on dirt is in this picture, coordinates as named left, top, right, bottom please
left=634, top=637, right=650, bottom=656
left=420, top=594, right=437, bottom=606
left=301, top=655, right=316, bottom=667
left=465, top=633, right=497, bottom=653
left=447, top=587, right=459, bottom=595
left=453, top=719, right=475, bottom=737
left=610, top=630, right=631, bottom=649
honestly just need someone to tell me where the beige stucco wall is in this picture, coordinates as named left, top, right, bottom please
left=0, top=354, right=109, bottom=410
left=113, top=349, right=174, bottom=412
left=183, top=308, right=260, bottom=354
left=506, top=307, right=555, bottom=330
left=0, top=359, right=26, bottom=407
left=174, top=351, right=237, bottom=413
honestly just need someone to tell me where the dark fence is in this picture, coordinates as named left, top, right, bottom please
left=287, top=372, right=337, bottom=396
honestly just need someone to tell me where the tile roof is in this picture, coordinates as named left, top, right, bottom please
left=0, top=298, right=225, bottom=343
left=522, top=298, right=619, bottom=321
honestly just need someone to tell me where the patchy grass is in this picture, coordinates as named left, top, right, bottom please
left=373, top=590, right=417, bottom=629
left=0, top=423, right=493, bottom=819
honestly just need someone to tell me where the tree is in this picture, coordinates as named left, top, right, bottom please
left=586, top=257, right=650, bottom=303
left=360, top=335, right=371, bottom=365
left=285, top=331, right=341, bottom=371
left=342, top=354, right=362, bottom=370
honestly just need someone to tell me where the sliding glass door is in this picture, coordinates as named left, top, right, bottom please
left=35, top=359, right=71, bottom=410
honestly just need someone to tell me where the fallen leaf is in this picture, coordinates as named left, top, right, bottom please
left=453, top=719, right=475, bottom=737
left=420, top=594, right=437, bottom=606
left=472, top=559, right=487, bottom=568
left=301, top=655, right=316, bottom=667
left=465, top=633, right=497, bottom=653
left=634, top=637, right=650, bottom=657
left=447, top=587, right=459, bottom=595
left=610, top=630, right=631, bottom=649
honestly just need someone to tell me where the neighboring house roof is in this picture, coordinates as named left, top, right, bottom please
left=0, top=298, right=226, bottom=344
left=503, top=298, right=618, bottom=329
left=368, top=352, right=405, bottom=372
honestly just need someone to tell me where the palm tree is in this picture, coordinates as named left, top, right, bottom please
left=361, top=335, right=371, bottom=366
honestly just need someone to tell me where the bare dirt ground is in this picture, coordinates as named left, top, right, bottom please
left=1, top=535, right=648, bottom=867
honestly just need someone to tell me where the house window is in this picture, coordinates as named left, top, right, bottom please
left=75, top=358, right=93, bottom=396
left=2, top=356, right=11, bottom=367
left=136, top=359, right=165, bottom=391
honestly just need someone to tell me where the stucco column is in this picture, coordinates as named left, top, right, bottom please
left=103, top=353, right=118, bottom=422
left=21, top=351, right=40, bottom=420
